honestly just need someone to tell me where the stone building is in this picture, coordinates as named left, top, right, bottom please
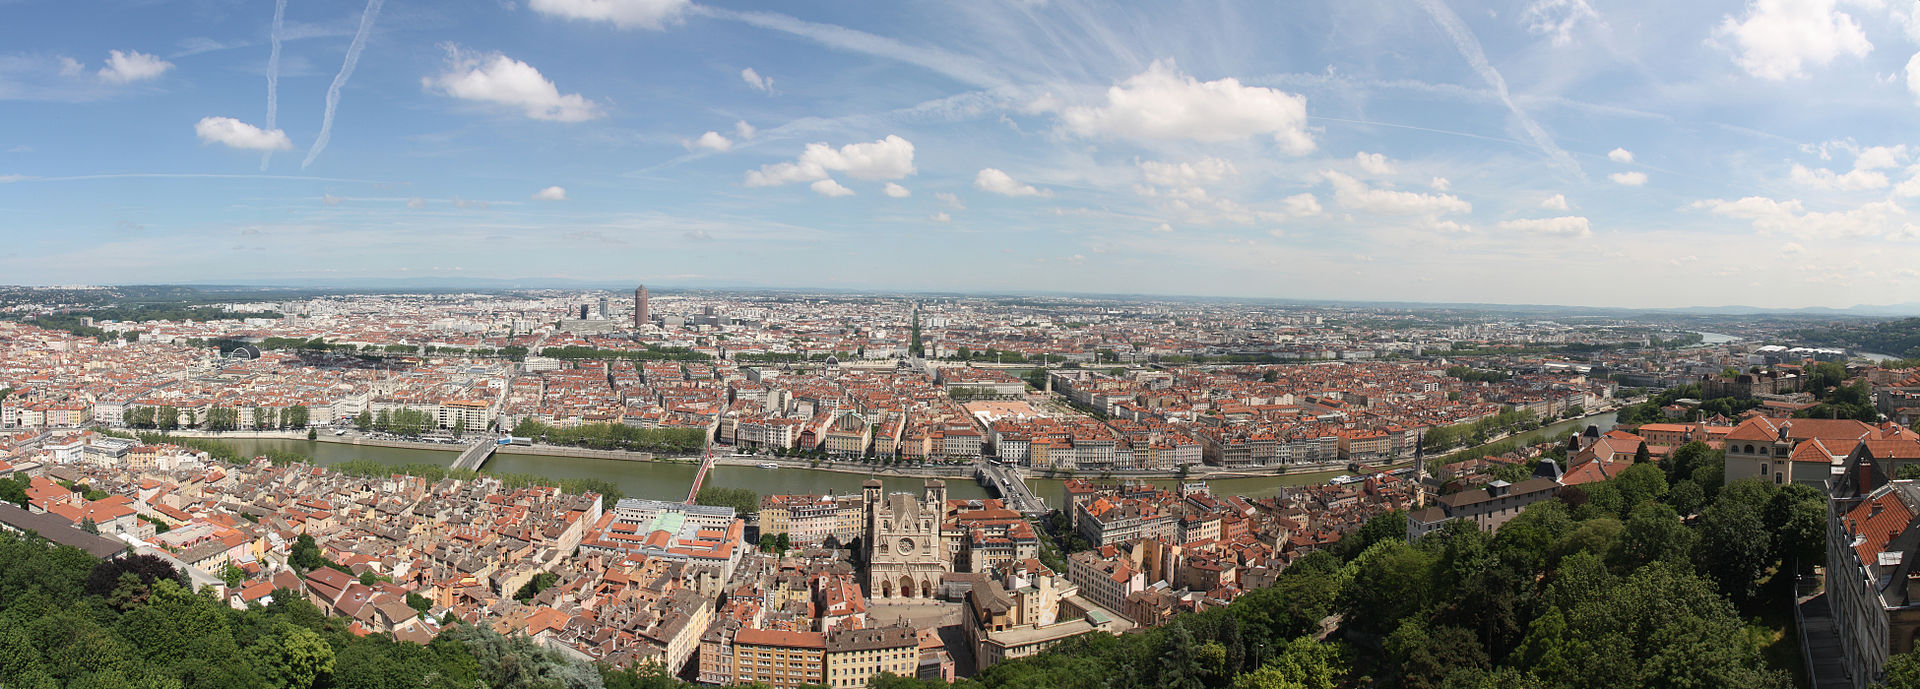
left=862, top=479, right=948, bottom=599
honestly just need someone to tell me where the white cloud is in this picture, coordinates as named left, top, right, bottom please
left=1541, top=193, right=1571, bottom=210
left=1153, top=223, right=1174, bottom=233
left=883, top=183, right=910, bottom=198
left=1059, top=60, right=1314, bottom=154
left=406, top=197, right=427, bottom=209
left=1139, top=157, right=1236, bottom=187
left=1782, top=241, right=1806, bottom=254
left=734, top=120, right=756, bottom=139
left=1497, top=215, right=1592, bottom=237
left=1609, top=171, right=1648, bottom=186
left=744, top=135, right=916, bottom=187
left=1855, top=145, right=1908, bottom=171
left=193, top=116, right=293, bottom=151
left=1790, top=163, right=1888, bottom=190
left=929, top=212, right=952, bottom=223
left=97, top=50, right=172, bottom=84
left=1430, top=177, right=1451, bottom=192
left=974, top=168, right=1050, bottom=197
left=1896, top=166, right=1920, bottom=197
left=741, top=67, right=773, bottom=93
left=58, top=57, right=83, bottom=77
left=1322, top=170, right=1471, bottom=215
left=532, top=186, right=568, bottom=201
left=322, top=193, right=341, bottom=206
left=1283, top=193, right=1322, bottom=217
left=1522, top=0, right=1601, bottom=46
left=1908, top=52, right=1920, bottom=105
left=424, top=47, right=602, bottom=122
left=1693, top=196, right=1905, bottom=238
left=1607, top=147, right=1634, bottom=163
left=688, top=131, right=732, bottom=152
left=1354, top=152, right=1396, bottom=176
left=1429, top=219, right=1473, bottom=234
left=810, top=179, right=854, bottom=197
left=935, top=192, right=966, bottom=210
left=1711, top=0, right=1872, bottom=80
left=528, top=0, right=689, bottom=29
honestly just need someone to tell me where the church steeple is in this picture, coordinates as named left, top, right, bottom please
left=1413, top=433, right=1428, bottom=509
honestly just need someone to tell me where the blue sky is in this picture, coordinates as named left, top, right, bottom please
left=3, top=0, right=1920, bottom=308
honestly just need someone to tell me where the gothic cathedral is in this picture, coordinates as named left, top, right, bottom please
left=862, top=478, right=947, bottom=599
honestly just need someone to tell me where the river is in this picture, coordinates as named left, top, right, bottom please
left=219, top=406, right=1620, bottom=512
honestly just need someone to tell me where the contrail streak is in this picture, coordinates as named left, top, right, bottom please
left=1411, top=0, right=1584, bottom=179
left=302, top=0, right=383, bottom=169
left=261, top=0, right=287, bottom=171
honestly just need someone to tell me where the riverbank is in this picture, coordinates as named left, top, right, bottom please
left=711, top=455, right=975, bottom=478
left=496, top=444, right=673, bottom=463
left=159, top=429, right=455, bottom=456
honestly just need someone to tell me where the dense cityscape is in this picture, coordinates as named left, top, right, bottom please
left=1, top=285, right=1919, bottom=689
left=13, top=0, right=1920, bottom=686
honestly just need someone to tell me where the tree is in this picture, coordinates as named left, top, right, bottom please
left=452, top=418, right=467, bottom=439
left=251, top=621, right=334, bottom=689
left=694, top=487, right=759, bottom=514
left=79, top=517, right=98, bottom=535
left=1339, top=540, right=1435, bottom=634
left=1611, top=502, right=1693, bottom=571
left=1886, top=647, right=1920, bottom=689
left=0, top=475, right=28, bottom=508
left=289, top=534, right=330, bottom=572
left=1159, top=624, right=1205, bottom=689
left=1694, top=499, right=1771, bottom=602
left=1633, top=443, right=1650, bottom=464
left=306, top=428, right=317, bottom=440
left=1666, top=480, right=1705, bottom=517
left=1399, top=624, right=1490, bottom=689
left=220, top=564, right=246, bottom=589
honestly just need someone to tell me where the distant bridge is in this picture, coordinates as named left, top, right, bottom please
left=450, top=438, right=498, bottom=472
left=974, top=460, right=1048, bottom=516
left=684, top=437, right=717, bottom=504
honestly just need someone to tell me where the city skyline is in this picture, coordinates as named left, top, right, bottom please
left=6, top=0, right=1920, bottom=308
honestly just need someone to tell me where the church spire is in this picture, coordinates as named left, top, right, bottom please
left=1413, top=433, right=1427, bottom=510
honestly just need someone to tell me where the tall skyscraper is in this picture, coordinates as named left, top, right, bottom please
left=634, top=285, right=649, bottom=329
left=597, top=296, right=609, bottom=319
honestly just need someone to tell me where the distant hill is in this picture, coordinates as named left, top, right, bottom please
left=1786, top=318, right=1920, bottom=358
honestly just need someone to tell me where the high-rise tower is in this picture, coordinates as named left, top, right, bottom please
left=634, top=285, right=649, bottom=329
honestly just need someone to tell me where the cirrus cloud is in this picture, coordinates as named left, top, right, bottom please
left=1497, top=215, right=1592, bottom=237
left=528, top=0, right=689, bottom=30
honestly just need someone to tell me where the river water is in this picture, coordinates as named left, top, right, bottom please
left=219, top=407, right=1619, bottom=512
